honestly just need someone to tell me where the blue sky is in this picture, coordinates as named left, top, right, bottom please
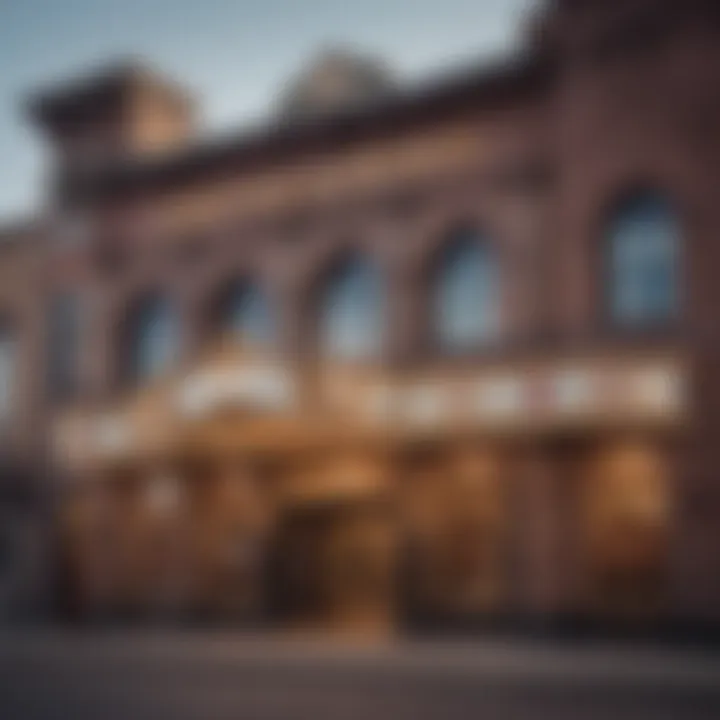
left=0, top=0, right=532, bottom=221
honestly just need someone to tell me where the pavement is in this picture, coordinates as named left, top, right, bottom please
left=1, top=629, right=719, bottom=719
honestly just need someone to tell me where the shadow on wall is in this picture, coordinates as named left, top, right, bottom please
left=0, top=461, right=49, bottom=623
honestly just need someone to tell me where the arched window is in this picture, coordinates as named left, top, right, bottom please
left=0, top=325, right=16, bottom=420
left=218, top=282, right=275, bottom=348
left=606, top=194, right=679, bottom=327
left=126, top=296, right=179, bottom=385
left=320, top=257, right=383, bottom=360
left=435, top=231, right=499, bottom=352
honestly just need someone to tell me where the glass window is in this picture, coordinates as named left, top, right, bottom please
left=47, top=293, right=81, bottom=401
left=221, top=283, right=275, bottom=348
left=320, top=257, right=382, bottom=360
left=0, top=330, right=15, bottom=420
left=435, top=232, right=499, bottom=352
left=127, top=296, right=178, bottom=384
left=607, top=195, right=679, bottom=327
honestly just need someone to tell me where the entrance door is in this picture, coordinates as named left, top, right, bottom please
left=270, top=501, right=396, bottom=632
left=581, top=441, right=670, bottom=618
left=400, top=447, right=508, bottom=622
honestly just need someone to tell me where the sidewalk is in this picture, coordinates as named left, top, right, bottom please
left=3, top=627, right=720, bottom=688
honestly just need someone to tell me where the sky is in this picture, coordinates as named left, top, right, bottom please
left=0, top=0, right=534, bottom=221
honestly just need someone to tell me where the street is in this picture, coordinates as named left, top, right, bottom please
left=1, top=630, right=719, bottom=719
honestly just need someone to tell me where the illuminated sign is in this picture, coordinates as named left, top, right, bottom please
left=361, top=359, right=685, bottom=430
left=177, top=364, right=297, bottom=418
left=95, top=415, right=131, bottom=455
left=552, top=369, right=594, bottom=413
left=632, top=366, right=685, bottom=414
left=53, top=355, right=686, bottom=470
left=474, top=376, right=524, bottom=420
left=403, top=384, right=450, bottom=427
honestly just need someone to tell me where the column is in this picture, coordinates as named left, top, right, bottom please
left=512, top=444, right=574, bottom=628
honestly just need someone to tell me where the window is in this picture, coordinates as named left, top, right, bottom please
left=0, top=328, right=16, bottom=421
left=320, top=257, right=382, bottom=360
left=47, top=294, right=81, bottom=401
left=126, top=296, right=179, bottom=385
left=606, top=194, right=679, bottom=328
left=220, top=283, right=275, bottom=348
left=435, top=231, right=499, bottom=352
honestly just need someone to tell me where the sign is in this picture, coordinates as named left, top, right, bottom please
left=177, top=363, right=297, bottom=418
left=552, top=369, right=594, bottom=414
left=358, top=358, right=685, bottom=431
left=474, top=376, right=524, bottom=420
left=53, top=355, right=686, bottom=470
left=96, top=415, right=131, bottom=456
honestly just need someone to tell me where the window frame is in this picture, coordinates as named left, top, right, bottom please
left=432, top=229, right=501, bottom=356
left=317, top=255, right=385, bottom=362
left=601, top=192, right=681, bottom=335
left=124, top=294, right=180, bottom=387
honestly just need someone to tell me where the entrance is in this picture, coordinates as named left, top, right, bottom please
left=581, top=441, right=670, bottom=618
left=400, top=447, right=508, bottom=623
left=269, top=500, right=397, bottom=633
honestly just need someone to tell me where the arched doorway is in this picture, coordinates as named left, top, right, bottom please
left=270, top=498, right=397, bottom=633
left=267, top=454, right=397, bottom=633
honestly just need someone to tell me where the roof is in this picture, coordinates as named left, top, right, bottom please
left=66, top=49, right=554, bottom=199
left=276, top=46, right=397, bottom=121
left=27, top=59, right=196, bottom=127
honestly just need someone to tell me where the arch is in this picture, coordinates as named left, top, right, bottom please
left=123, top=294, right=179, bottom=386
left=604, top=192, right=680, bottom=328
left=318, top=254, right=383, bottom=361
left=433, top=228, right=499, bottom=352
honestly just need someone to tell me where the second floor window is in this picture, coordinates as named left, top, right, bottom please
left=606, top=194, right=680, bottom=329
left=320, top=256, right=383, bottom=360
left=220, top=282, right=275, bottom=348
left=434, top=231, right=499, bottom=352
left=127, top=296, right=179, bottom=385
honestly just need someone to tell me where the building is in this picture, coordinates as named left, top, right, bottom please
left=0, top=0, right=719, bottom=632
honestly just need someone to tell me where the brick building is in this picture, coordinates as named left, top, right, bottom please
left=0, top=0, right=719, bottom=632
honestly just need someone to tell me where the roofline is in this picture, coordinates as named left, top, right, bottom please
left=27, top=59, right=196, bottom=128
left=67, top=49, right=556, bottom=201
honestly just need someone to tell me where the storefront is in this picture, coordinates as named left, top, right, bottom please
left=53, top=344, right=685, bottom=632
